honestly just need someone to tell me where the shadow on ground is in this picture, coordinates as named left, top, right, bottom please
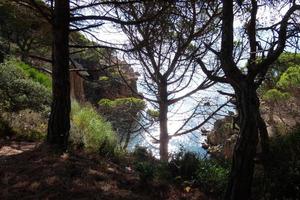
left=0, top=140, right=208, bottom=200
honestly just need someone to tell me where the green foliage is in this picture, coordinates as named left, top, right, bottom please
left=99, top=97, right=146, bottom=111
left=262, top=88, right=290, bottom=102
left=146, top=109, right=159, bottom=120
left=135, top=161, right=155, bottom=184
left=16, top=60, right=51, bottom=88
left=196, top=159, right=229, bottom=196
left=70, top=101, right=118, bottom=156
left=260, top=53, right=300, bottom=95
left=132, top=146, right=158, bottom=184
left=168, top=149, right=229, bottom=197
left=0, top=110, right=47, bottom=141
left=132, top=146, right=154, bottom=162
left=0, top=59, right=51, bottom=112
left=98, top=97, right=146, bottom=145
left=99, top=76, right=109, bottom=81
left=0, top=1, right=52, bottom=56
left=277, top=66, right=300, bottom=90
left=253, top=130, right=300, bottom=199
left=169, top=150, right=200, bottom=180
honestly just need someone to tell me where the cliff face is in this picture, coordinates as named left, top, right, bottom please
left=70, top=71, right=85, bottom=102
left=205, top=116, right=238, bottom=159
left=205, top=94, right=300, bottom=160
left=70, top=58, right=140, bottom=104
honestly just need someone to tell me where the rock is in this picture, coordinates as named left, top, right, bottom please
left=206, top=116, right=238, bottom=159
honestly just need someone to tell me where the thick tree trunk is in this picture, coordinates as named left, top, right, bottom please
left=258, top=114, right=269, bottom=160
left=47, top=0, right=70, bottom=150
left=159, top=82, right=169, bottom=161
left=225, top=83, right=260, bottom=200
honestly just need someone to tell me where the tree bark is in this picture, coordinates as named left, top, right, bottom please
left=225, top=83, right=260, bottom=200
left=159, top=81, right=169, bottom=161
left=258, top=114, right=269, bottom=160
left=47, top=0, right=70, bottom=150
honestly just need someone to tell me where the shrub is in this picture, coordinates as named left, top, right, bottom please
left=277, top=65, right=300, bottom=90
left=135, top=161, right=155, bottom=184
left=132, top=146, right=154, bottom=162
left=169, top=150, right=200, bottom=180
left=196, top=159, right=229, bottom=196
left=15, top=60, right=52, bottom=89
left=168, top=149, right=229, bottom=197
left=70, top=101, right=118, bottom=156
left=98, top=97, right=146, bottom=147
left=0, top=110, right=47, bottom=141
left=262, top=88, right=291, bottom=102
left=0, top=59, right=51, bottom=112
left=254, top=130, right=300, bottom=199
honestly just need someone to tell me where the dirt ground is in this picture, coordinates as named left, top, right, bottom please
left=0, top=140, right=209, bottom=200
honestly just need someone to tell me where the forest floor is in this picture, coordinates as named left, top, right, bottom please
left=0, top=139, right=210, bottom=200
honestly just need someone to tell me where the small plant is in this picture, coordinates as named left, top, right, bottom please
left=132, top=146, right=154, bottom=162
left=169, top=148, right=200, bottom=180
left=196, top=159, right=229, bottom=196
left=135, top=161, right=155, bottom=184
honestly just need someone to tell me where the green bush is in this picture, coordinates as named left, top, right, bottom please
left=0, top=109, right=47, bottom=141
left=0, top=59, right=51, bottom=112
left=259, top=53, right=300, bottom=96
left=16, top=60, right=52, bottom=89
left=196, top=159, right=229, bottom=196
left=70, top=101, right=118, bottom=156
left=169, top=150, right=200, bottom=180
left=254, top=130, right=300, bottom=199
left=135, top=161, right=155, bottom=184
left=277, top=66, right=300, bottom=90
left=168, top=149, right=229, bottom=197
left=262, top=88, right=291, bottom=102
left=98, top=97, right=146, bottom=147
left=132, top=146, right=154, bottom=162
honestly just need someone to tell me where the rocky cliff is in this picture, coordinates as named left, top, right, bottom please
left=204, top=95, right=300, bottom=160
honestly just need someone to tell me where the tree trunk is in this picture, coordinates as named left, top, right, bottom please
left=258, top=114, right=269, bottom=161
left=225, top=83, right=260, bottom=200
left=159, top=81, right=169, bottom=161
left=47, top=0, right=70, bottom=150
left=123, top=132, right=131, bottom=149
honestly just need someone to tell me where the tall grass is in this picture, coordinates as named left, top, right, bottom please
left=70, top=101, right=118, bottom=156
